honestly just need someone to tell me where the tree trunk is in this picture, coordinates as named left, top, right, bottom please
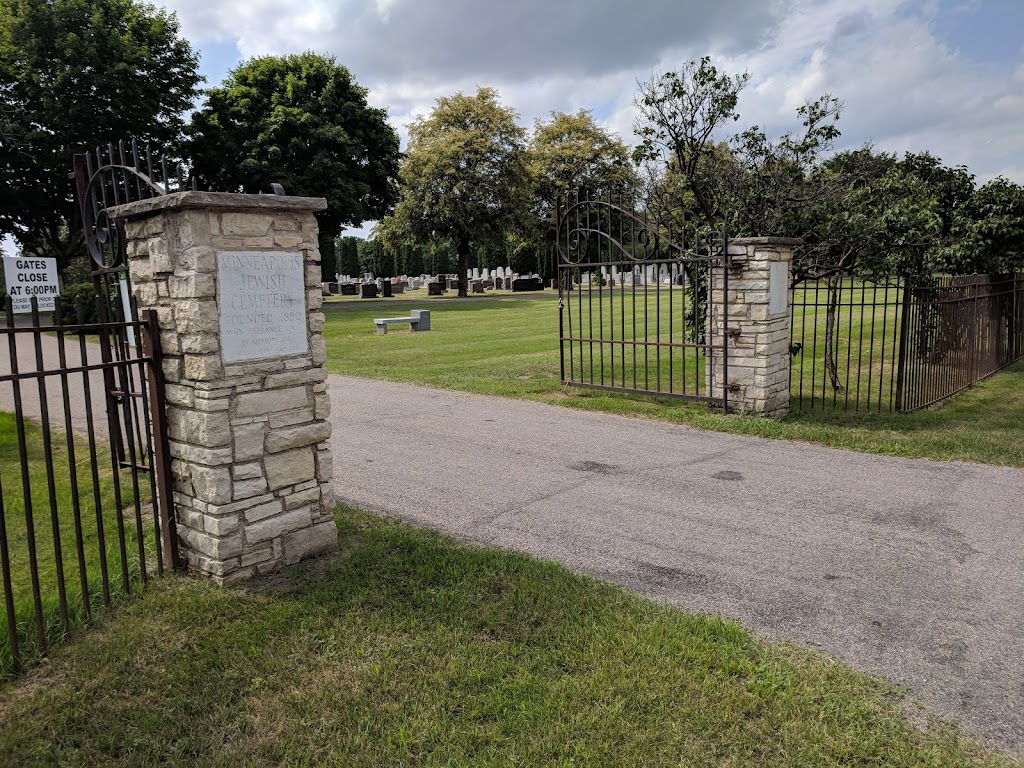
left=824, top=275, right=843, bottom=392
left=456, top=235, right=470, bottom=298
left=318, top=232, right=337, bottom=283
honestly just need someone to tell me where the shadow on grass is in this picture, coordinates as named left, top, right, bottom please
left=0, top=507, right=1012, bottom=767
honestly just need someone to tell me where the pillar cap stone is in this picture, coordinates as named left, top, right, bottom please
left=107, top=191, right=327, bottom=220
left=729, top=237, right=803, bottom=246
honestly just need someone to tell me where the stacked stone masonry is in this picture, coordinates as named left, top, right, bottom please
left=111, top=192, right=338, bottom=583
left=707, top=237, right=799, bottom=417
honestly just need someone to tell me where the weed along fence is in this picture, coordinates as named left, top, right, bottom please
left=0, top=300, right=175, bottom=676
left=789, top=273, right=1024, bottom=413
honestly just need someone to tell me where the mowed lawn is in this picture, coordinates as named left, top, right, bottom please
left=321, top=294, right=1024, bottom=467
left=0, top=506, right=1013, bottom=767
left=0, top=412, right=150, bottom=678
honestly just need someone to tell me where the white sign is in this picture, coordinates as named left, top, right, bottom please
left=217, top=251, right=308, bottom=363
left=769, top=261, right=789, bottom=317
left=3, top=256, right=59, bottom=313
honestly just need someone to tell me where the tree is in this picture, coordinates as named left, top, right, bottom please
left=188, top=53, right=401, bottom=274
left=0, top=0, right=200, bottom=268
left=947, top=177, right=1024, bottom=275
left=633, top=57, right=750, bottom=226
left=381, top=87, right=529, bottom=296
left=528, top=110, right=634, bottom=208
left=337, top=236, right=361, bottom=278
left=526, top=110, right=634, bottom=281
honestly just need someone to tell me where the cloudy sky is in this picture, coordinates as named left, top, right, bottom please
left=154, top=0, right=1023, bottom=236
left=7, top=2, right=1018, bottom=255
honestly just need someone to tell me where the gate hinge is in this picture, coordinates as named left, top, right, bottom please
left=725, top=383, right=741, bottom=392
left=724, top=327, right=741, bottom=339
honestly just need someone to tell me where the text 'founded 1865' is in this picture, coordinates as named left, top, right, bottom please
left=217, top=251, right=308, bottom=363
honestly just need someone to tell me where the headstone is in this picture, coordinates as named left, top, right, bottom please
left=340, top=283, right=357, bottom=296
left=381, top=279, right=393, bottom=298
left=512, top=277, right=544, bottom=292
left=428, top=281, right=444, bottom=296
left=471, top=280, right=484, bottom=294
left=360, top=283, right=378, bottom=299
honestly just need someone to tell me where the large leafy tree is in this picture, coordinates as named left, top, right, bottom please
left=188, top=53, right=401, bottom=278
left=524, top=110, right=634, bottom=280
left=0, top=0, right=200, bottom=268
left=528, top=110, right=634, bottom=211
left=380, top=87, right=529, bottom=296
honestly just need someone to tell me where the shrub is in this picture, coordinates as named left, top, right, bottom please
left=58, top=283, right=100, bottom=324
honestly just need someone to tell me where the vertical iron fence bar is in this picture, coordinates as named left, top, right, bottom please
left=53, top=305, right=91, bottom=616
left=643, top=209, right=649, bottom=392
left=131, top=310, right=164, bottom=573
left=30, top=299, right=70, bottom=633
left=608, top=194, right=615, bottom=388
left=810, top=278, right=820, bottom=409
left=577, top=195, right=584, bottom=383
left=5, top=299, right=47, bottom=652
left=586, top=201, right=594, bottom=385
left=844, top=278, right=854, bottom=410
left=721, top=228, right=730, bottom=412
left=98, top=297, right=132, bottom=595
left=855, top=278, right=866, bottom=412
left=879, top=282, right=889, bottom=411
left=614, top=198, right=622, bottom=391
left=897, top=280, right=913, bottom=415
left=113, top=330, right=147, bottom=585
left=0, top=473, right=20, bottom=671
left=142, top=311, right=178, bottom=570
left=557, top=201, right=565, bottom=385
left=597, top=198, right=605, bottom=387
left=76, top=299, right=111, bottom=606
left=872, top=280, right=880, bottom=415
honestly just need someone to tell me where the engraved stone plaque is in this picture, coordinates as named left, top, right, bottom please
left=769, top=260, right=788, bottom=317
left=217, top=251, right=308, bottom=363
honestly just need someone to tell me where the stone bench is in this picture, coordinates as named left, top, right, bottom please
left=374, top=309, right=431, bottom=335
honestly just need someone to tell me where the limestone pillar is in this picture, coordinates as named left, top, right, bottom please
left=708, top=237, right=800, bottom=416
left=108, top=191, right=337, bottom=583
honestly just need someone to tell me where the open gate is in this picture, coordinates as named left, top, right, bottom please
left=0, top=142, right=185, bottom=674
left=555, top=194, right=731, bottom=409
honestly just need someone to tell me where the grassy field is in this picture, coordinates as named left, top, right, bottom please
left=0, top=505, right=1013, bottom=767
left=0, top=412, right=150, bottom=677
left=321, top=294, right=1024, bottom=467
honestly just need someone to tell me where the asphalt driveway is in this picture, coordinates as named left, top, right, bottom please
left=329, top=374, right=1024, bottom=753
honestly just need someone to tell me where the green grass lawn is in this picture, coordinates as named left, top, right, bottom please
left=321, top=296, right=1024, bottom=467
left=0, top=412, right=151, bottom=677
left=0, top=505, right=1013, bottom=767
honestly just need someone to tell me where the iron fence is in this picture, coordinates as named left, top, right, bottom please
left=789, top=274, right=1024, bottom=413
left=0, top=297, right=175, bottom=677
left=556, top=194, right=729, bottom=407
left=896, top=274, right=1024, bottom=411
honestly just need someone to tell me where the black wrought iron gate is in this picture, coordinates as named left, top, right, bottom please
left=0, top=142, right=181, bottom=676
left=555, top=194, right=730, bottom=408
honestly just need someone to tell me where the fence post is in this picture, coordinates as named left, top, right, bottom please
left=141, top=309, right=180, bottom=570
left=894, top=277, right=912, bottom=412
left=106, top=191, right=338, bottom=584
left=707, top=237, right=800, bottom=415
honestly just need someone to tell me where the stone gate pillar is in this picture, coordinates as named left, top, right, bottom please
left=708, top=237, right=800, bottom=416
left=108, top=191, right=337, bottom=583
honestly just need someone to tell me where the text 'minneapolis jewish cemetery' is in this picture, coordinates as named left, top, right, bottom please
left=218, top=250, right=308, bottom=362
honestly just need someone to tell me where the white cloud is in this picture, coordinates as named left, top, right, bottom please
left=157, top=0, right=1024, bottom=183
